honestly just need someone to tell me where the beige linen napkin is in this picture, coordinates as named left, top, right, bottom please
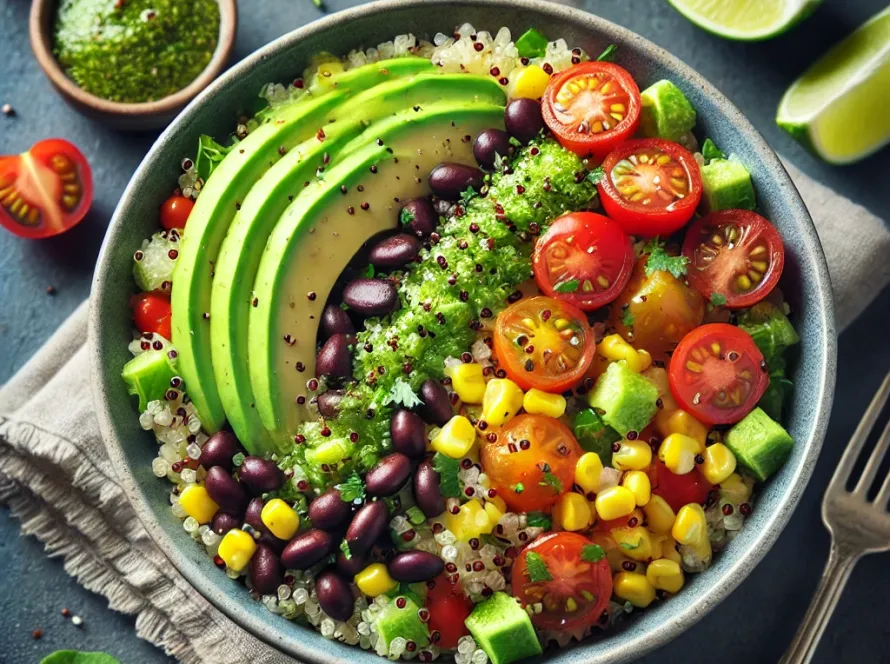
left=1, top=164, right=888, bottom=664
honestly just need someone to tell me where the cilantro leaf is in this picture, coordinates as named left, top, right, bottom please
left=195, top=134, right=233, bottom=181
left=538, top=471, right=563, bottom=494
left=586, top=166, right=606, bottom=185
left=596, top=44, right=619, bottom=62
left=432, top=453, right=462, bottom=498
left=524, top=551, right=553, bottom=582
left=339, top=538, right=352, bottom=559
left=526, top=511, right=552, bottom=529
left=644, top=237, right=689, bottom=279
left=513, top=482, right=525, bottom=494
left=386, top=377, right=424, bottom=408
left=554, top=278, right=580, bottom=294
left=701, top=138, right=726, bottom=162
left=509, top=136, right=523, bottom=148
left=399, top=207, right=416, bottom=226
left=335, top=473, right=366, bottom=504
left=460, top=187, right=478, bottom=205
left=710, top=292, right=727, bottom=306
left=621, top=307, right=635, bottom=328
left=365, top=263, right=376, bottom=278
left=619, top=539, right=641, bottom=551
left=581, top=544, right=605, bottom=562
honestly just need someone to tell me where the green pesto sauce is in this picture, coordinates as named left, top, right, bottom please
left=53, top=0, right=219, bottom=103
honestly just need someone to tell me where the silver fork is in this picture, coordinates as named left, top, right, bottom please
left=781, top=370, right=890, bottom=664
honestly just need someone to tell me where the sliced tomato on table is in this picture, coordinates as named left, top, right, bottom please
left=532, top=211, right=634, bottom=311
left=493, top=295, right=596, bottom=392
left=425, top=575, right=473, bottom=649
left=597, top=138, right=702, bottom=236
left=542, top=62, right=641, bottom=160
left=160, top=195, right=195, bottom=230
left=669, top=323, right=768, bottom=426
left=131, top=291, right=173, bottom=340
left=682, top=209, right=785, bottom=309
left=0, top=139, right=93, bottom=239
left=649, top=460, right=713, bottom=513
left=512, top=532, right=613, bottom=632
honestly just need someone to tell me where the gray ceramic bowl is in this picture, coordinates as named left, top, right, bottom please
left=90, top=1, right=837, bottom=662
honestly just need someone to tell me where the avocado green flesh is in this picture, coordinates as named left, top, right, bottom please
left=169, top=58, right=434, bottom=434
left=210, top=74, right=505, bottom=453
left=249, top=103, right=505, bottom=447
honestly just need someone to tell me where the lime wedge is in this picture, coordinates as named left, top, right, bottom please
left=667, top=0, right=821, bottom=41
left=777, top=6, right=890, bottom=164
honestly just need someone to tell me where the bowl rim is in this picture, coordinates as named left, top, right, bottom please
left=29, top=0, right=238, bottom=117
left=89, top=1, right=837, bottom=661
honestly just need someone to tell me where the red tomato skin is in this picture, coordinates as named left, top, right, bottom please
left=532, top=212, right=634, bottom=311
left=597, top=139, right=702, bottom=237
left=160, top=195, right=195, bottom=230
left=682, top=210, right=785, bottom=309
left=542, top=62, right=641, bottom=160
left=425, top=576, right=472, bottom=649
left=131, top=292, right=173, bottom=340
left=649, top=460, right=713, bottom=513
left=0, top=139, right=93, bottom=239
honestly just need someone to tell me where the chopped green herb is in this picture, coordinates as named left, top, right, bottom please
left=701, top=138, right=726, bottom=162
left=644, top=237, right=689, bottom=279
left=339, top=301, right=350, bottom=311
left=365, top=264, right=376, bottom=279
left=623, top=600, right=633, bottom=613
left=596, top=44, right=619, bottom=62
left=581, top=544, right=605, bottom=562
left=539, top=471, right=564, bottom=494
left=619, top=539, right=641, bottom=551
left=509, top=136, right=523, bottom=148
left=386, top=377, right=424, bottom=408
left=554, top=278, right=580, bottom=294
left=586, top=166, right=606, bottom=185
left=515, top=28, right=549, bottom=59
left=461, top=187, right=478, bottom=205
left=710, top=292, right=727, bottom=306
left=339, top=538, right=352, bottom=559
left=621, top=307, right=635, bottom=328
left=195, top=135, right=232, bottom=181
left=525, top=551, right=553, bottom=582
left=513, top=482, right=525, bottom=494
left=399, top=207, right=416, bottom=226
left=526, top=511, right=552, bottom=529
left=335, top=473, right=366, bottom=504
left=232, top=452, right=245, bottom=467
left=432, top=453, right=462, bottom=498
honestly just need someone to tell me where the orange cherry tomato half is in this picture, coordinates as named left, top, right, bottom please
left=131, top=291, right=173, bottom=341
left=512, top=532, right=612, bottom=631
left=493, top=296, right=596, bottom=393
left=597, top=138, right=702, bottom=237
left=648, top=460, right=713, bottom=513
left=425, top=575, right=473, bottom=649
left=0, top=139, right=93, bottom=239
left=542, top=62, right=641, bottom=160
left=532, top=212, right=634, bottom=311
left=482, top=414, right=582, bottom=513
left=160, top=195, right=195, bottom=230
left=682, top=209, right=785, bottom=309
left=669, top=323, right=768, bottom=426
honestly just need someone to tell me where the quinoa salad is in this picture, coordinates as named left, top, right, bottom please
left=122, top=23, right=799, bottom=664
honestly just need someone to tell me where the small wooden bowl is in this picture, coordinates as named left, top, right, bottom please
left=29, top=0, right=237, bottom=131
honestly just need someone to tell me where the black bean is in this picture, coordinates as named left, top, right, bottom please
left=321, top=304, right=355, bottom=340
left=504, top=98, right=545, bottom=143
left=399, top=198, right=437, bottom=237
left=204, top=466, right=248, bottom=514
left=316, top=333, right=356, bottom=382
left=369, top=234, right=422, bottom=269
left=315, top=569, right=354, bottom=621
left=199, top=431, right=242, bottom=471
left=390, top=409, right=427, bottom=459
left=413, top=459, right=445, bottom=518
left=245, top=497, right=287, bottom=551
left=308, top=490, right=352, bottom=531
left=335, top=550, right=368, bottom=577
left=346, top=501, right=389, bottom=556
left=316, top=390, right=344, bottom=418
left=388, top=551, right=445, bottom=583
left=239, top=457, right=284, bottom=495
left=365, top=453, right=412, bottom=497
left=342, top=278, right=399, bottom=317
left=417, top=379, right=452, bottom=426
left=428, top=163, right=485, bottom=200
left=211, top=512, right=241, bottom=536
left=281, top=529, right=336, bottom=569
left=473, top=128, right=513, bottom=170
left=249, top=544, right=283, bottom=595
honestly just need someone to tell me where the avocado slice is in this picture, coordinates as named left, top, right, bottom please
left=465, top=591, right=542, bottom=664
left=248, top=102, right=505, bottom=446
left=210, top=74, right=505, bottom=453
left=170, top=58, right=434, bottom=435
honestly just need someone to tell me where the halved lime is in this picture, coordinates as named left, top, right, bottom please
left=777, top=6, right=890, bottom=165
left=667, top=0, right=822, bottom=41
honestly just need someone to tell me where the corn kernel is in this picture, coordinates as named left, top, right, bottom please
left=431, top=415, right=477, bottom=459
left=612, top=440, right=653, bottom=471
left=672, top=503, right=712, bottom=565
left=598, top=334, right=652, bottom=373
left=178, top=484, right=219, bottom=524
left=261, top=498, right=300, bottom=540
left=444, top=499, right=493, bottom=541
left=719, top=472, right=752, bottom=505
left=553, top=492, right=592, bottom=531
left=657, top=409, right=708, bottom=446
left=646, top=558, right=685, bottom=593
left=446, top=363, right=486, bottom=404
left=218, top=529, right=257, bottom=572
left=610, top=526, right=654, bottom=561
left=659, top=534, right=682, bottom=563
left=658, top=433, right=704, bottom=475
left=484, top=500, right=505, bottom=525
left=482, top=378, right=525, bottom=426
left=354, top=562, right=398, bottom=597
left=701, top=443, right=737, bottom=485
left=622, top=470, right=651, bottom=507
left=512, top=64, right=551, bottom=99
left=522, top=388, right=567, bottom=419
left=642, top=495, right=676, bottom=534
left=595, top=485, right=636, bottom=521
left=613, top=572, right=656, bottom=608
left=574, top=452, right=604, bottom=494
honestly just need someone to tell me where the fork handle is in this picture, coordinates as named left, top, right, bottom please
left=780, top=542, right=860, bottom=664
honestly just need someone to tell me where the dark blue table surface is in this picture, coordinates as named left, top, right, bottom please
left=2, top=1, right=889, bottom=662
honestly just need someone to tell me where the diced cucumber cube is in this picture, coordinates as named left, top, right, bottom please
left=122, top=350, right=177, bottom=411
left=701, top=158, right=756, bottom=212
left=465, top=591, right=542, bottom=664
left=640, top=80, right=697, bottom=142
left=725, top=407, right=794, bottom=481
left=586, top=362, right=659, bottom=436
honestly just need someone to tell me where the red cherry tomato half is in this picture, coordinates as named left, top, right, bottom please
left=542, top=62, right=641, bottom=160
left=682, top=209, right=785, bottom=309
left=0, top=139, right=93, bottom=239
left=131, top=292, right=173, bottom=341
left=425, top=575, right=473, bottom=649
left=532, top=212, right=634, bottom=311
left=597, top=138, right=702, bottom=237
left=648, top=460, right=713, bottom=513
left=669, top=323, right=768, bottom=426
left=160, top=195, right=195, bottom=230
left=512, top=532, right=613, bottom=631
